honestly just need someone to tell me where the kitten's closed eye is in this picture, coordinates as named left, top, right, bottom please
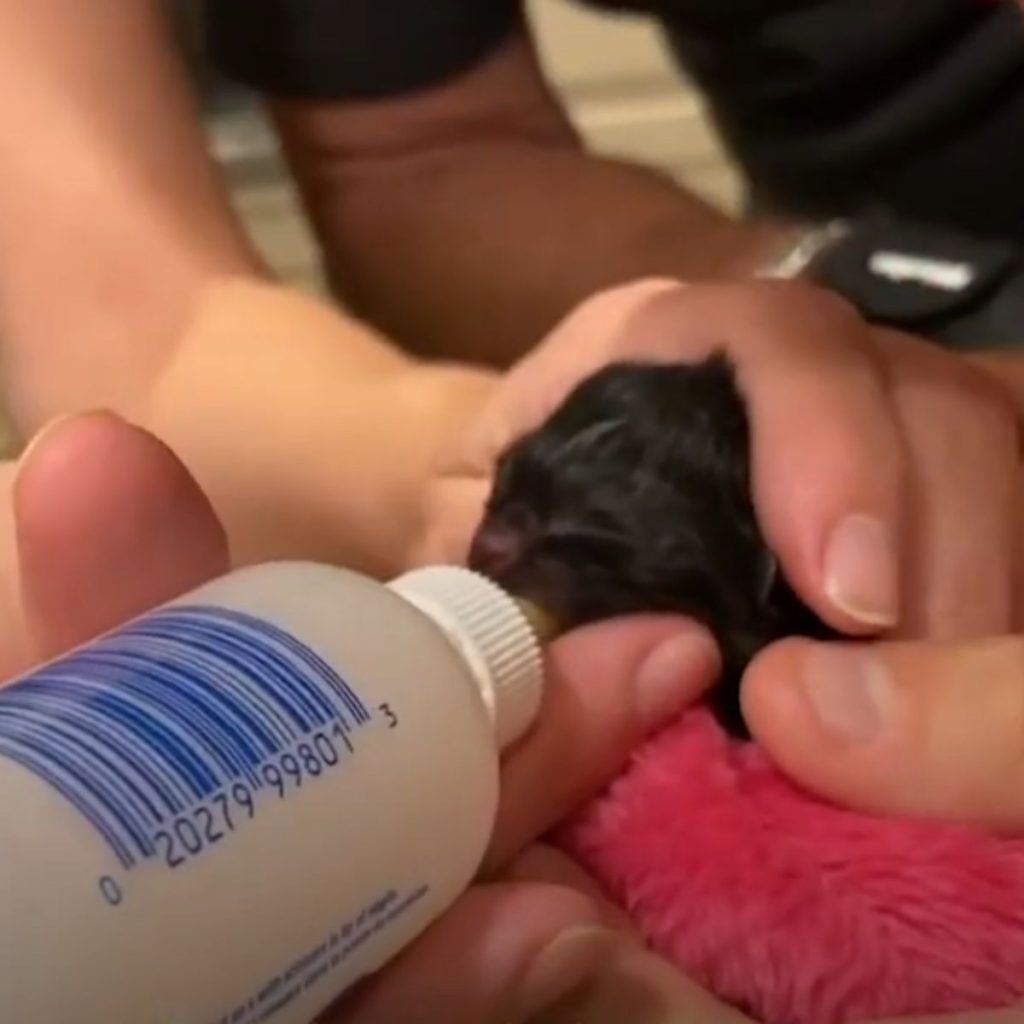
left=468, top=353, right=837, bottom=737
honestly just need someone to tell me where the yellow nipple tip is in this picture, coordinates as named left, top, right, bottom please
left=514, top=598, right=563, bottom=645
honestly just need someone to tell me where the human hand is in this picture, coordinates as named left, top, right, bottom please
left=329, top=842, right=767, bottom=1024
left=0, top=410, right=230, bottom=677
left=741, top=628, right=1024, bottom=833
left=330, top=606, right=1024, bottom=1021
left=870, top=1013, right=1024, bottom=1024
left=321, top=611, right=741, bottom=1022
left=1, top=410, right=751, bottom=1022
left=415, top=277, right=1023, bottom=643
left=9, top=416, right=1014, bottom=1023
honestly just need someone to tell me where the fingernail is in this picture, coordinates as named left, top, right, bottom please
left=823, top=514, right=899, bottom=627
left=635, top=630, right=718, bottom=727
left=510, top=927, right=616, bottom=1020
left=530, top=947, right=683, bottom=1024
left=16, top=410, right=120, bottom=475
left=800, top=644, right=895, bottom=744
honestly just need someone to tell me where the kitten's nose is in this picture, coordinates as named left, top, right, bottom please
left=468, top=520, right=527, bottom=578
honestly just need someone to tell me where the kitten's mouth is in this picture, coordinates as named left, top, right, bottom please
left=468, top=517, right=578, bottom=630
left=470, top=512, right=753, bottom=738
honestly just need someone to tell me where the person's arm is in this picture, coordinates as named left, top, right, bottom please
left=0, top=0, right=498, bottom=577
left=267, top=28, right=794, bottom=367
left=0, top=0, right=262, bottom=423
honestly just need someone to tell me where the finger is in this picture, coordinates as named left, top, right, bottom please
left=447, top=278, right=686, bottom=480
left=627, top=282, right=905, bottom=635
left=478, top=278, right=688, bottom=448
left=324, top=883, right=615, bottom=1024
left=427, top=282, right=689, bottom=562
left=485, top=614, right=720, bottom=873
left=511, top=849, right=1024, bottom=1024
left=0, top=461, right=32, bottom=675
left=879, top=330, right=1019, bottom=638
left=333, top=860, right=753, bottom=1024
left=532, top=938, right=759, bottom=1024
left=871, top=1011, right=1024, bottom=1024
left=507, top=847, right=759, bottom=1024
left=460, top=280, right=906, bottom=635
left=742, top=633, right=1024, bottom=831
left=14, top=411, right=229, bottom=662
left=504, top=843, right=637, bottom=933
left=1015, top=478, right=1024, bottom=631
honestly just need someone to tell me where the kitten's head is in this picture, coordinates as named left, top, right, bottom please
left=468, top=355, right=833, bottom=735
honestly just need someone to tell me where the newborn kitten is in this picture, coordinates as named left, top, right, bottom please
left=467, top=354, right=837, bottom=737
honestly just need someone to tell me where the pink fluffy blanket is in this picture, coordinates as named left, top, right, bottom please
left=555, top=707, right=1024, bottom=1024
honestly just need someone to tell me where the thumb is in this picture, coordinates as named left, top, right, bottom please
left=14, top=411, right=229, bottom=662
left=742, top=634, right=1024, bottom=831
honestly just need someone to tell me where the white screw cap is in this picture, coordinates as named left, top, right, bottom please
left=388, top=566, right=545, bottom=750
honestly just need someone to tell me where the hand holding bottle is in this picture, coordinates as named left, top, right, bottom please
left=3, top=411, right=731, bottom=1023
left=8, top=411, right=1022, bottom=1024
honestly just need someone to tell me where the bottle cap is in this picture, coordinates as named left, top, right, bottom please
left=388, top=566, right=545, bottom=750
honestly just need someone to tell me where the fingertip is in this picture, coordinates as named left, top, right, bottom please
left=742, top=637, right=930, bottom=820
left=739, top=331, right=907, bottom=635
left=740, top=638, right=813, bottom=754
left=739, top=637, right=887, bottom=804
left=547, top=614, right=720, bottom=737
left=549, top=615, right=718, bottom=689
left=14, top=411, right=212, bottom=526
left=503, top=844, right=637, bottom=933
left=335, top=882, right=614, bottom=1024
left=631, top=625, right=720, bottom=724
left=507, top=918, right=617, bottom=1022
left=15, top=411, right=229, bottom=658
left=820, top=512, right=901, bottom=631
left=755, top=494, right=905, bottom=638
left=759, top=490, right=904, bottom=637
left=14, top=410, right=126, bottom=504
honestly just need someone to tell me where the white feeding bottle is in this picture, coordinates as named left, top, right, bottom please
left=0, top=561, right=547, bottom=1024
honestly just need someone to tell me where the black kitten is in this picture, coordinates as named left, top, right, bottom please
left=467, top=354, right=837, bottom=737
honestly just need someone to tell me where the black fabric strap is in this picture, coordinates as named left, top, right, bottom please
left=204, top=0, right=521, bottom=99
left=809, top=213, right=1024, bottom=349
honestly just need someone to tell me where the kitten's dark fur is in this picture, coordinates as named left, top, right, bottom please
left=467, top=354, right=837, bottom=737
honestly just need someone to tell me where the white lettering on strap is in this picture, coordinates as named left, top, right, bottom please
left=868, top=250, right=976, bottom=292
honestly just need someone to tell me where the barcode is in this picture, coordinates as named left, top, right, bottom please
left=0, top=605, right=371, bottom=871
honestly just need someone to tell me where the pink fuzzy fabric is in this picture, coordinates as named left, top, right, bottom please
left=555, top=707, right=1024, bottom=1024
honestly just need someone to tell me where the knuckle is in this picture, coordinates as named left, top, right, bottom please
left=797, top=282, right=865, bottom=326
left=749, top=278, right=865, bottom=328
left=950, top=368, right=1017, bottom=453
left=966, top=372, right=1019, bottom=444
left=935, top=346, right=1017, bottom=414
left=579, top=277, right=687, bottom=333
left=889, top=337, right=1018, bottom=453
